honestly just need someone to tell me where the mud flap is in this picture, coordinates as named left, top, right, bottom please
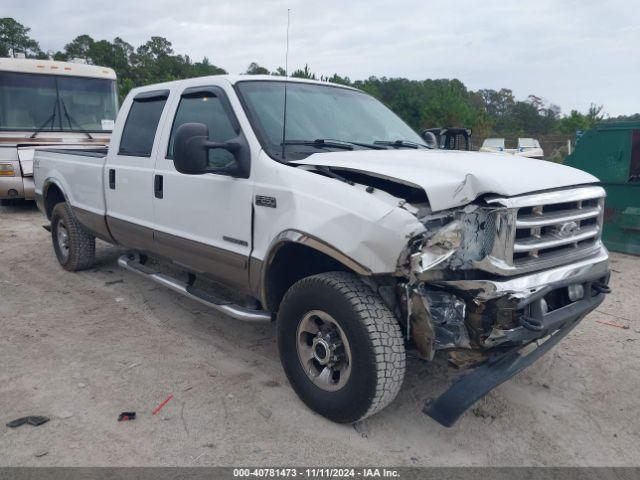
left=423, top=314, right=584, bottom=427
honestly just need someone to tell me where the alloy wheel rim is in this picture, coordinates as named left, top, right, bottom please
left=296, top=310, right=352, bottom=391
left=56, top=219, right=70, bottom=261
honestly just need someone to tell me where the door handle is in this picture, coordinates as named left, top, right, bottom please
left=154, top=174, right=163, bottom=199
left=108, top=169, right=116, bottom=189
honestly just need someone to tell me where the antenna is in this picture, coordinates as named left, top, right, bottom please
left=281, top=8, right=291, bottom=161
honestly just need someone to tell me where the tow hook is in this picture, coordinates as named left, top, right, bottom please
left=592, top=281, right=611, bottom=294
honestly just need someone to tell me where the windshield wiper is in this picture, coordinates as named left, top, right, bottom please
left=374, top=139, right=430, bottom=149
left=60, top=98, right=93, bottom=140
left=282, top=139, right=354, bottom=150
left=283, top=138, right=388, bottom=151
left=29, top=101, right=58, bottom=139
left=324, top=139, right=388, bottom=150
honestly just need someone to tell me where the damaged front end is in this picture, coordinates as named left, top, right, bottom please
left=395, top=186, right=612, bottom=426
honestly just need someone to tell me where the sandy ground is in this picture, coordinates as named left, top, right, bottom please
left=0, top=202, right=639, bottom=467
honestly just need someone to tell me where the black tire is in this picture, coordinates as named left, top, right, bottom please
left=51, top=202, right=96, bottom=271
left=277, top=272, right=406, bottom=423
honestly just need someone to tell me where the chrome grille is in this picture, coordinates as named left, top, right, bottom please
left=513, top=196, right=603, bottom=268
left=479, top=186, right=606, bottom=275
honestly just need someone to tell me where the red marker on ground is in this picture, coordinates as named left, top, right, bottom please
left=152, top=394, right=174, bottom=415
left=595, top=320, right=629, bottom=330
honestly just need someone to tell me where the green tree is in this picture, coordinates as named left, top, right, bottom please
left=64, top=34, right=95, bottom=59
left=291, top=64, right=316, bottom=79
left=136, top=36, right=173, bottom=60
left=87, top=39, right=117, bottom=67
left=133, top=36, right=179, bottom=84
left=244, top=62, right=270, bottom=75
left=586, top=103, right=605, bottom=126
left=477, top=88, right=515, bottom=133
left=190, top=57, right=226, bottom=77
left=558, top=111, right=590, bottom=135
left=557, top=104, right=604, bottom=135
left=0, top=18, right=41, bottom=57
left=323, top=73, right=351, bottom=85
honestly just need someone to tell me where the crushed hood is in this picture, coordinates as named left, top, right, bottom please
left=292, top=149, right=599, bottom=211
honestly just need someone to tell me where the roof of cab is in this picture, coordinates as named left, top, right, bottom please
left=224, top=74, right=357, bottom=89
left=129, top=74, right=358, bottom=96
left=0, top=57, right=116, bottom=80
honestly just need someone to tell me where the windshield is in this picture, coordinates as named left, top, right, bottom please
left=236, top=80, right=426, bottom=160
left=0, top=71, right=118, bottom=133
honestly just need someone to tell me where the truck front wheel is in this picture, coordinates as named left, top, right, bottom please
left=277, top=272, right=406, bottom=423
left=51, top=202, right=96, bottom=271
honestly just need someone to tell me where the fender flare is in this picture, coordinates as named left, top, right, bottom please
left=41, top=177, right=70, bottom=218
left=257, top=229, right=373, bottom=307
left=42, top=177, right=68, bottom=199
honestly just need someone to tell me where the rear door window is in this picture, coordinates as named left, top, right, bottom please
left=119, top=93, right=168, bottom=157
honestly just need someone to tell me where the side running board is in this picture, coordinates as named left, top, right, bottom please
left=117, top=254, right=272, bottom=323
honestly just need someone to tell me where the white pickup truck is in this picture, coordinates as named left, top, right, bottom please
left=34, top=75, right=611, bottom=426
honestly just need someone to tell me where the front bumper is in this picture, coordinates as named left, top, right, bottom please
left=435, top=247, right=609, bottom=303
left=423, top=302, right=597, bottom=427
left=434, top=247, right=610, bottom=347
left=420, top=247, right=610, bottom=426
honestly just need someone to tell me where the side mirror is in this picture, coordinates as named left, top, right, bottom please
left=173, top=122, right=247, bottom=177
left=173, top=123, right=210, bottom=175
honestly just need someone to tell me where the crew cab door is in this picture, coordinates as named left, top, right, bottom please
left=151, top=84, right=254, bottom=291
left=104, top=90, right=169, bottom=250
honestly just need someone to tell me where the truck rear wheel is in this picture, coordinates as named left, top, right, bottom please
left=277, top=272, right=406, bottom=423
left=51, top=202, right=96, bottom=271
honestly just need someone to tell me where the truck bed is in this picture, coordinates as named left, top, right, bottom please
left=38, top=147, right=109, bottom=158
left=34, top=147, right=109, bottom=218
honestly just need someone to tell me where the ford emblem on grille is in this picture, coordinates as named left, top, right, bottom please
left=557, top=221, right=580, bottom=237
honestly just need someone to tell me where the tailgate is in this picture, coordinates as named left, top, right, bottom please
left=18, top=148, right=34, bottom=176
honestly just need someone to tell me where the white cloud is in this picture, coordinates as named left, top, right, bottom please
left=4, top=0, right=639, bottom=115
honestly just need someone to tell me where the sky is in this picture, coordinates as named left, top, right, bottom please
left=4, top=0, right=639, bottom=116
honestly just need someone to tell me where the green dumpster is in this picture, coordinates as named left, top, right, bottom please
left=565, top=121, right=640, bottom=255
